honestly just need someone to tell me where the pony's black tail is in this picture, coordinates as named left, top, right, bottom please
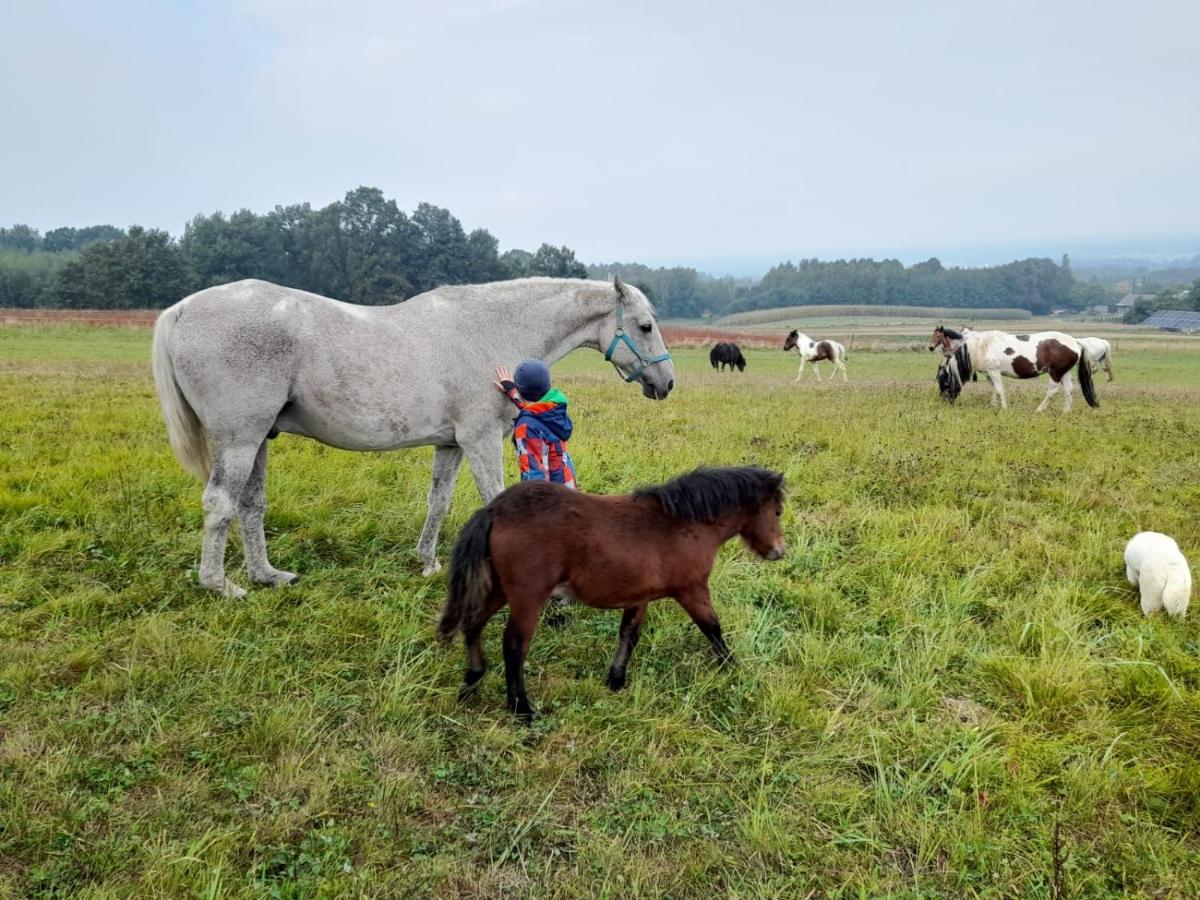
left=1077, top=346, right=1099, bottom=408
left=437, top=506, right=495, bottom=643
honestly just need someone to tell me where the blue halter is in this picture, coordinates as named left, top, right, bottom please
left=603, top=301, right=672, bottom=383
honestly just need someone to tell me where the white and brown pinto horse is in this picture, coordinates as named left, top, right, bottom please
left=929, top=326, right=1098, bottom=412
left=783, top=330, right=848, bottom=382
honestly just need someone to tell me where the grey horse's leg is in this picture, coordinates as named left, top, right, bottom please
left=238, top=439, right=298, bottom=587
left=418, top=445, right=465, bottom=576
left=200, top=441, right=262, bottom=598
left=462, top=432, right=506, bottom=504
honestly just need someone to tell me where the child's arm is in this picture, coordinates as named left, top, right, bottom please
left=494, top=365, right=525, bottom=409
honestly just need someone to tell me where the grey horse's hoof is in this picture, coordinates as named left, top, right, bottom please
left=421, top=560, right=443, bottom=577
left=202, top=577, right=247, bottom=599
left=251, top=568, right=300, bottom=587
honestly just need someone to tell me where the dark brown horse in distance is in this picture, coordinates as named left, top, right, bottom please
left=709, top=342, right=747, bottom=372
left=438, top=467, right=787, bottom=719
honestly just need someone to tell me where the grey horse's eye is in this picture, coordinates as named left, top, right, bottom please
left=639, top=324, right=652, bottom=334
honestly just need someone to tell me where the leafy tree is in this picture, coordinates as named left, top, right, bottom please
left=466, top=228, right=504, bottom=282
left=500, top=248, right=534, bottom=278
left=55, top=226, right=193, bottom=309
left=306, top=187, right=416, bottom=303
left=528, top=244, right=587, bottom=278
left=182, top=209, right=290, bottom=287
left=43, top=225, right=124, bottom=253
left=0, top=250, right=73, bottom=307
left=1185, top=278, right=1200, bottom=311
left=0, top=225, right=42, bottom=253
left=410, top=203, right=471, bottom=292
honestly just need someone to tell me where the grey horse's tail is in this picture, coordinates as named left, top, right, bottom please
left=151, top=302, right=211, bottom=480
left=1077, top=346, right=1099, bottom=409
left=438, top=506, right=495, bottom=643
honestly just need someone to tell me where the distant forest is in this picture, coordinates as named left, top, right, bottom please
left=0, top=186, right=1125, bottom=317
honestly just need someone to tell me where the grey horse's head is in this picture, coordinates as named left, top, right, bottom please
left=602, top=277, right=675, bottom=400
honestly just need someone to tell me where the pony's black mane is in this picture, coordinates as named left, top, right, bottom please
left=938, top=325, right=964, bottom=340
left=634, top=466, right=784, bottom=523
left=953, top=341, right=972, bottom=383
left=937, top=342, right=973, bottom=401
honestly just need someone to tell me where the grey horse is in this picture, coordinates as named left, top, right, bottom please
left=152, top=276, right=675, bottom=597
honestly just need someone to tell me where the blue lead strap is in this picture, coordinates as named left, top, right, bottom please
left=604, top=302, right=671, bottom=382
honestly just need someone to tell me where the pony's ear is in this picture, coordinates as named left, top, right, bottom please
left=613, top=275, right=627, bottom=299
left=787, top=329, right=798, bottom=338
left=769, top=470, right=786, bottom=494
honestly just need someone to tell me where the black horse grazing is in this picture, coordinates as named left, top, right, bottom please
left=709, top=342, right=747, bottom=372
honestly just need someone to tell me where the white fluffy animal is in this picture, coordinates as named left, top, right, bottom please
left=1124, top=532, right=1192, bottom=618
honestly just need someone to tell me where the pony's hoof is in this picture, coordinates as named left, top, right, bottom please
left=251, top=568, right=299, bottom=587
left=605, top=670, right=627, bottom=692
left=457, top=681, right=481, bottom=701
left=421, top=560, right=442, bottom=577
left=508, top=700, right=536, bottom=722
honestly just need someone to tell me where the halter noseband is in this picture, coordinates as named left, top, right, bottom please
left=604, top=300, right=672, bottom=383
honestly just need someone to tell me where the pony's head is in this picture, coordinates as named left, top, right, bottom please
left=735, top=351, right=746, bottom=372
left=601, top=276, right=675, bottom=400
left=935, top=343, right=971, bottom=402
left=739, top=470, right=787, bottom=560
left=928, top=325, right=963, bottom=354
left=634, top=466, right=786, bottom=560
left=783, top=330, right=803, bottom=352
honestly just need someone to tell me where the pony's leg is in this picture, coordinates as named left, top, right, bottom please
left=1035, top=379, right=1060, bottom=413
left=417, top=445, right=466, bottom=576
left=795, top=358, right=805, bottom=382
left=812, top=361, right=823, bottom=383
left=200, top=441, right=262, bottom=598
left=502, top=598, right=545, bottom=720
left=238, top=439, right=298, bottom=587
left=605, top=603, right=649, bottom=691
left=459, top=588, right=507, bottom=700
left=836, top=356, right=848, bottom=383
left=675, top=586, right=733, bottom=667
left=1103, top=355, right=1114, bottom=382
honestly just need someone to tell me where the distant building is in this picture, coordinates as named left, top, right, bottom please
left=1114, top=293, right=1155, bottom=315
left=1141, top=310, right=1200, bottom=333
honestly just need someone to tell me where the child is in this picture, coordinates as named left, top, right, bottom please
left=494, top=360, right=577, bottom=489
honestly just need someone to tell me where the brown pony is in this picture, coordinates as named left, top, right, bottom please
left=437, top=466, right=787, bottom=719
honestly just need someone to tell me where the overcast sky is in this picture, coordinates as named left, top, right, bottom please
left=2, top=0, right=1197, bottom=273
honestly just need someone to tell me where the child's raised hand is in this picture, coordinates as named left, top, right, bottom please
left=493, top=365, right=513, bottom=391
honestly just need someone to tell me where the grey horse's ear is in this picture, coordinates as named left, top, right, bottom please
left=613, top=275, right=626, bottom=298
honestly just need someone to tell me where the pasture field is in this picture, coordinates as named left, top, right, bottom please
left=704, top=308, right=1200, bottom=355
left=3, top=325, right=1200, bottom=897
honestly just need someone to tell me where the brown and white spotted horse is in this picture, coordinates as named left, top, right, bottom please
left=929, top=326, right=1098, bottom=412
left=783, top=330, right=848, bottom=382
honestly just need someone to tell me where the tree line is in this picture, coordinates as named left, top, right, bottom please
left=0, top=187, right=587, bottom=311
left=2, top=188, right=1123, bottom=317
left=733, top=254, right=1113, bottom=316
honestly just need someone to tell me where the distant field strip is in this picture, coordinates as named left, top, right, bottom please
left=719, top=304, right=1034, bottom=326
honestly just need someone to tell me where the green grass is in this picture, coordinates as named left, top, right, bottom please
left=3, top=326, right=1200, bottom=897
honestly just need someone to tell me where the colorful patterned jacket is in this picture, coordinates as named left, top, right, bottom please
left=500, top=381, right=577, bottom=489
